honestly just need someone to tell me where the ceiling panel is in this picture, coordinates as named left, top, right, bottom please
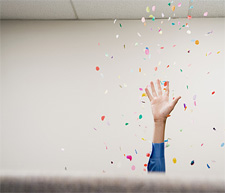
left=189, top=0, right=225, bottom=18
left=72, top=0, right=190, bottom=20
left=0, top=0, right=77, bottom=19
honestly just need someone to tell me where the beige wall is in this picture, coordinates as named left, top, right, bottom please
left=1, top=18, right=225, bottom=178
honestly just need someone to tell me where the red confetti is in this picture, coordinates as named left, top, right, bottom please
left=144, top=164, right=147, bottom=167
left=160, top=47, right=164, bottom=49
left=167, top=65, right=170, bottom=68
left=164, top=81, right=167, bottom=86
left=154, top=67, right=157, bottom=71
left=146, top=153, right=150, bottom=157
left=188, top=15, right=192, bottom=19
left=101, top=116, right=105, bottom=121
left=173, top=97, right=175, bottom=100
left=143, top=168, right=146, bottom=172
left=212, top=91, right=215, bottom=95
left=96, top=66, right=100, bottom=71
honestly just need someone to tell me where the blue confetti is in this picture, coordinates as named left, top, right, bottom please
left=172, top=23, right=175, bottom=25
left=164, top=139, right=168, bottom=142
left=135, top=149, right=138, bottom=154
left=189, top=6, right=193, bottom=9
left=207, top=164, right=210, bottom=169
left=221, top=143, right=224, bottom=147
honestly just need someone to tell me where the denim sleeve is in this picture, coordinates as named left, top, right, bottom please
left=147, top=142, right=165, bottom=172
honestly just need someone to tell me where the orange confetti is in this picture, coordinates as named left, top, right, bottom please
left=212, top=91, right=215, bottom=95
left=195, top=40, right=199, bottom=45
left=164, top=81, right=167, bottom=86
left=96, top=66, right=100, bottom=71
left=167, top=114, right=171, bottom=117
left=144, top=164, right=147, bottom=167
left=101, top=116, right=105, bottom=121
left=172, top=5, right=175, bottom=11
left=139, top=68, right=141, bottom=72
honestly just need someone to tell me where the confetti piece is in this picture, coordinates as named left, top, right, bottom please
left=217, top=51, right=220, bottom=54
left=167, top=114, right=171, bottom=117
left=180, top=129, right=183, bottom=132
left=139, top=88, right=143, bottom=91
left=139, top=114, right=143, bottom=119
left=146, top=6, right=150, bottom=13
left=207, top=164, right=210, bottom=169
left=212, top=91, right=215, bottom=95
left=61, top=148, right=65, bottom=151
left=137, top=32, right=141, bottom=37
left=172, top=6, right=175, bottom=11
left=135, top=149, right=138, bottom=154
left=111, top=161, right=113, bottom=164
left=178, top=3, right=181, bottom=7
left=204, top=12, right=208, bottom=16
left=172, top=158, right=177, bottom=164
left=184, top=103, right=187, bottom=110
left=145, top=47, right=149, bottom=55
left=195, top=40, right=199, bottom=45
left=154, top=67, right=158, bottom=71
left=120, top=23, right=122, bottom=27
left=146, top=153, right=150, bottom=157
left=142, top=93, right=147, bottom=97
left=125, top=123, right=129, bottom=126
left=101, top=116, right=105, bottom=121
left=139, top=68, right=141, bottom=72
left=144, top=164, right=147, bottom=167
left=168, top=3, right=171, bottom=6
left=152, top=17, right=155, bottom=21
left=194, top=101, right=196, bottom=106
left=189, top=6, right=193, bottom=9
left=116, top=34, right=119, bottom=38
left=166, top=144, right=170, bottom=147
left=160, top=47, right=164, bottom=49
left=104, top=142, right=108, bottom=150
left=201, top=143, right=204, bottom=146
left=126, top=155, right=132, bottom=161
left=172, top=23, right=175, bottom=25
left=124, top=45, right=125, bottom=49
left=93, top=128, right=97, bottom=131
left=131, top=165, right=136, bottom=170
left=162, top=13, right=164, bottom=17
left=114, top=19, right=117, bottom=24
left=167, top=65, right=169, bottom=68
left=191, top=160, right=194, bottom=165
left=180, top=69, right=183, bottom=72
left=188, top=15, right=192, bottom=20
left=141, top=138, right=146, bottom=141
left=164, top=81, right=167, bottom=86
left=152, top=6, right=156, bottom=12
left=213, top=127, right=216, bottom=131
left=105, top=53, right=108, bottom=57
left=141, top=17, right=145, bottom=23
left=221, top=143, right=224, bottom=147
left=96, top=66, right=100, bottom=71
left=187, top=30, right=191, bottom=34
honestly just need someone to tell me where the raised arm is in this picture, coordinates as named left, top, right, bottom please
left=145, top=79, right=181, bottom=172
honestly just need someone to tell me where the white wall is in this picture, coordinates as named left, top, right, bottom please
left=1, top=18, right=225, bottom=178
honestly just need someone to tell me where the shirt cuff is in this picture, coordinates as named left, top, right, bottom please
left=150, top=142, right=165, bottom=159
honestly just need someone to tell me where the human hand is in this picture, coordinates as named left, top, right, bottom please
left=145, top=79, right=181, bottom=122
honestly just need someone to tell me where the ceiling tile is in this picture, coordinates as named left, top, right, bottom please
left=1, top=0, right=77, bottom=19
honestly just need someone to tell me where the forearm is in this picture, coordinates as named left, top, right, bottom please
left=152, top=120, right=166, bottom=143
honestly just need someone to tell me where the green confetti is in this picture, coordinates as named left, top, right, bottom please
left=139, top=114, right=143, bottom=119
left=124, top=44, right=125, bottom=49
left=180, top=69, right=183, bottom=72
left=120, top=23, right=122, bottom=27
left=187, top=85, right=188, bottom=89
left=172, top=23, right=175, bottom=25
left=166, top=144, right=170, bottom=147
left=168, top=3, right=171, bottom=6
left=152, top=17, right=155, bottom=21
left=182, top=25, right=185, bottom=27
left=180, top=129, right=183, bottom=132
left=125, top=123, right=129, bottom=126
left=179, top=28, right=181, bottom=30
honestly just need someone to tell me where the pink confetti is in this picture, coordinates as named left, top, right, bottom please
left=145, top=48, right=149, bottom=55
left=141, top=17, right=145, bottom=23
left=139, top=88, right=143, bottom=91
left=194, top=101, right=196, bottom=106
left=126, top=155, right=132, bottom=161
left=178, top=3, right=181, bottom=7
left=152, top=6, right=156, bottom=12
left=173, top=45, right=176, bottom=47
left=178, top=21, right=181, bottom=25
left=131, top=165, right=136, bottom=170
left=204, top=12, right=208, bottom=16
left=201, top=143, right=204, bottom=146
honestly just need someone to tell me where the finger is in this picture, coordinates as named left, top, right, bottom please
left=171, top=96, right=181, bottom=109
left=145, top=87, right=153, bottom=102
left=165, top=81, right=169, bottom=96
left=150, top=81, right=157, bottom=97
left=157, top=79, right=163, bottom=96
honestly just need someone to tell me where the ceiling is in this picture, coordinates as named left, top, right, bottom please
left=0, top=0, right=224, bottom=20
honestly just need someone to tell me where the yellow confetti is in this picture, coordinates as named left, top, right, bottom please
left=172, top=6, right=175, bottom=11
left=141, top=138, right=147, bottom=141
left=142, top=93, right=147, bottom=97
left=149, top=15, right=154, bottom=18
left=217, top=51, right=220, bottom=54
left=172, top=158, right=177, bottom=164
left=146, top=6, right=150, bottom=13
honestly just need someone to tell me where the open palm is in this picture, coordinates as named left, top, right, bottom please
left=145, top=79, right=181, bottom=122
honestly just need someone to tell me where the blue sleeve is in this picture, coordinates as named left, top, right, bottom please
left=147, top=142, right=165, bottom=172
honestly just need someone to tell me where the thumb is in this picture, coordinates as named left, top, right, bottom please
left=171, top=96, right=181, bottom=109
